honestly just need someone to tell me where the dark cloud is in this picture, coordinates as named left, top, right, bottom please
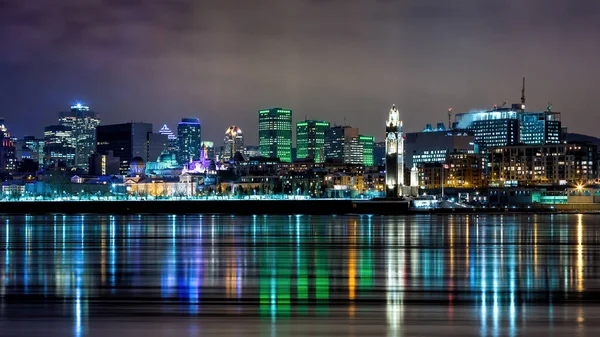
left=1, top=0, right=599, bottom=144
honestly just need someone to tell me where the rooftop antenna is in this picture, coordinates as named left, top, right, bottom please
left=547, top=102, right=552, bottom=112
left=520, top=77, right=526, bottom=107
left=343, top=116, right=347, bottom=126
left=447, top=108, right=453, bottom=129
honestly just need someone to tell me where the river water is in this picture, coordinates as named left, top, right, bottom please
left=0, top=214, right=599, bottom=336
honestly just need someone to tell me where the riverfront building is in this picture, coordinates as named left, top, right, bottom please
left=258, top=108, right=292, bottom=162
left=405, top=124, right=476, bottom=168
left=487, top=142, right=597, bottom=186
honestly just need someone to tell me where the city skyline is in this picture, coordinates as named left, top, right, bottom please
left=1, top=1, right=599, bottom=144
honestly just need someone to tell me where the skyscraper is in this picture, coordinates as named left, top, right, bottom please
left=43, top=125, right=75, bottom=167
left=296, top=120, right=329, bottom=163
left=96, top=122, right=167, bottom=175
left=359, top=135, right=375, bottom=166
left=223, top=125, right=244, bottom=161
left=58, top=103, right=100, bottom=172
left=0, top=119, right=16, bottom=172
left=324, top=125, right=358, bottom=163
left=258, top=108, right=292, bottom=162
left=159, top=124, right=178, bottom=152
left=177, top=118, right=202, bottom=164
left=385, top=105, right=404, bottom=197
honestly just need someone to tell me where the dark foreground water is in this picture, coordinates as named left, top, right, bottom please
left=0, top=214, right=600, bottom=336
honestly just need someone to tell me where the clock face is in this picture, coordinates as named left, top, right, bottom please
left=387, top=133, right=396, bottom=140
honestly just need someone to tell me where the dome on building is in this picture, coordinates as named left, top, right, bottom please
left=129, top=156, right=146, bottom=176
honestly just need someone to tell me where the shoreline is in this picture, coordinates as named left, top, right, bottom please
left=1, top=199, right=599, bottom=215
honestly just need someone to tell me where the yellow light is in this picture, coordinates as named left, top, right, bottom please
left=577, top=184, right=584, bottom=191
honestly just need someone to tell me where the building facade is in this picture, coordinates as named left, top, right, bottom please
left=359, top=135, right=375, bottom=167
left=159, top=124, right=178, bottom=152
left=455, top=107, right=563, bottom=152
left=258, top=108, right=292, bottom=162
left=223, top=125, right=244, bottom=161
left=58, top=104, right=101, bottom=172
left=519, top=111, right=562, bottom=145
left=488, top=143, right=597, bottom=186
left=405, top=126, right=476, bottom=168
left=43, top=125, right=75, bottom=167
left=324, top=126, right=358, bottom=163
left=296, top=120, right=329, bottom=163
left=177, top=118, right=202, bottom=164
left=0, top=119, right=16, bottom=172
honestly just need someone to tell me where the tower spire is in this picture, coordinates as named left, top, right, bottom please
left=521, top=77, right=526, bottom=107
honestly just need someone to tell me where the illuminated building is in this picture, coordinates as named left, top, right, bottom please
left=519, top=110, right=562, bottom=145
left=488, top=142, right=597, bottom=186
left=373, top=141, right=386, bottom=166
left=385, top=105, right=403, bottom=197
left=201, top=141, right=215, bottom=160
left=223, top=125, right=244, bottom=161
left=43, top=125, right=75, bottom=167
left=243, top=145, right=260, bottom=159
left=258, top=108, right=292, bottom=162
left=455, top=109, right=520, bottom=151
left=20, top=136, right=45, bottom=163
left=88, top=150, right=120, bottom=176
left=58, top=103, right=100, bottom=172
left=177, top=118, right=202, bottom=164
left=405, top=125, right=476, bottom=168
left=145, top=150, right=181, bottom=177
left=0, top=119, right=16, bottom=172
left=296, top=120, right=329, bottom=163
left=159, top=124, right=178, bottom=151
left=419, top=154, right=483, bottom=189
left=324, top=125, right=358, bottom=163
left=96, top=123, right=167, bottom=175
left=455, top=107, right=563, bottom=151
left=359, top=135, right=375, bottom=167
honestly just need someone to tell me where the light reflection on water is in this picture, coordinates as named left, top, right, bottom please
left=0, top=214, right=599, bottom=336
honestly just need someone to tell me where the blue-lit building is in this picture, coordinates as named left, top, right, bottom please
left=455, top=105, right=562, bottom=151
left=519, top=111, right=561, bottom=145
left=177, top=118, right=202, bottom=164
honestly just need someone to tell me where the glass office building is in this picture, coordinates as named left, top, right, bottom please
left=359, top=135, right=375, bottom=167
left=58, top=103, right=100, bottom=172
left=258, top=108, right=292, bottom=162
left=177, top=118, right=202, bottom=164
left=296, top=120, right=329, bottom=163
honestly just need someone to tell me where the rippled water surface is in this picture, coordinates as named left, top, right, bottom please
left=1, top=214, right=600, bottom=336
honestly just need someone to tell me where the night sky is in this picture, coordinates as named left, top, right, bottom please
left=1, top=0, right=599, bottom=144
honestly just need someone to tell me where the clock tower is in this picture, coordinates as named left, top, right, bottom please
left=385, top=104, right=404, bottom=197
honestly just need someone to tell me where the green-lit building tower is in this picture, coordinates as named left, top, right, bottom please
left=359, top=135, right=375, bottom=166
left=296, top=120, right=330, bottom=163
left=258, top=108, right=292, bottom=162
